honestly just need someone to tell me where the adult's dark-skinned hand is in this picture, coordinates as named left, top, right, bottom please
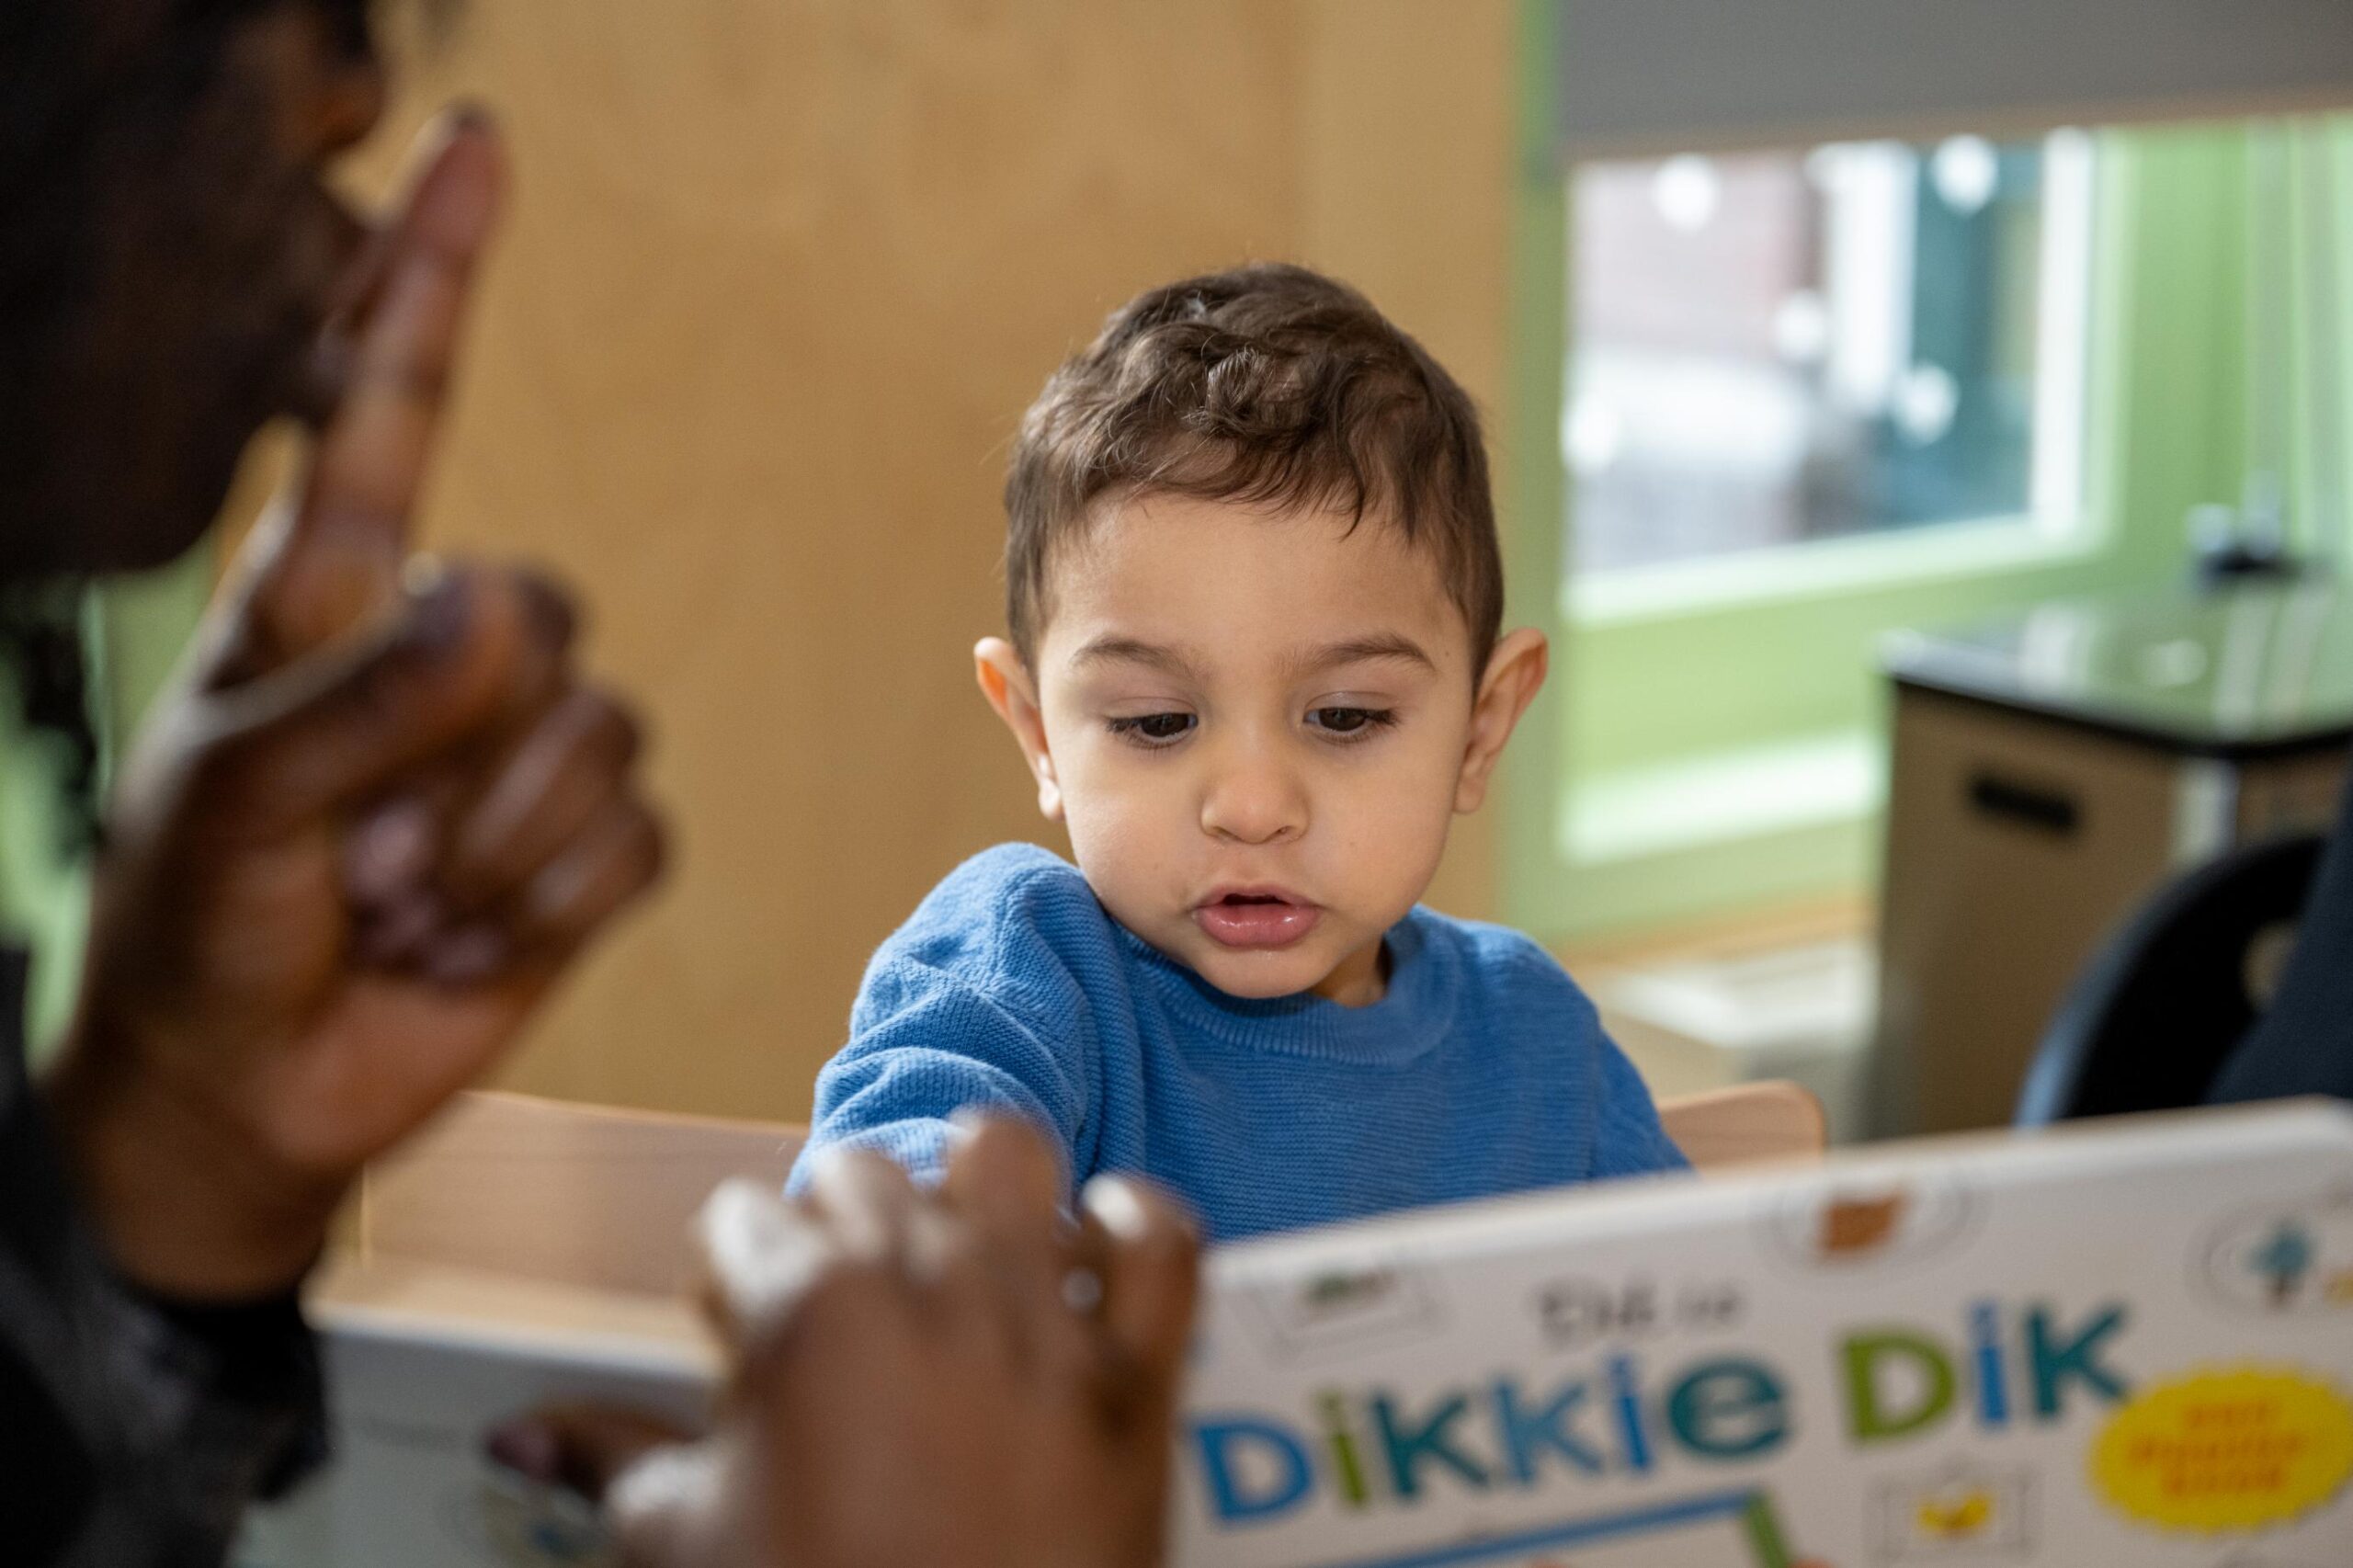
left=40, top=114, right=665, bottom=1303
left=496, top=1119, right=1200, bottom=1568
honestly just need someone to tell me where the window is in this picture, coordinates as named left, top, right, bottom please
left=1565, top=131, right=2097, bottom=589
left=1517, top=125, right=2231, bottom=943
left=1507, top=10, right=2311, bottom=944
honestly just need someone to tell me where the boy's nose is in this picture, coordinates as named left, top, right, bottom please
left=1199, top=747, right=1307, bottom=846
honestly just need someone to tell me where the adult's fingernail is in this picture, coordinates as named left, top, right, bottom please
left=396, top=563, right=471, bottom=657
left=1082, top=1175, right=1162, bottom=1241
left=415, top=108, right=504, bottom=252
left=342, top=798, right=436, bottom=903
left=606, top=1443, right=730, bottom=1563
left=698, top=1181, right=834, bottom=1339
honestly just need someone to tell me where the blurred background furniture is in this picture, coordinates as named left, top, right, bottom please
left=351, top=1092, right=805, bottom=1299
left=2014, top=828, right=2325, bottom=1123
left=347, top=1079, right=1830, bottom=1304
left=1656, top=1080, right=1828, bottom=1170
left=1870, top=578, right=2353, bottom=1135
left=1583, top=913, right=1875, bottom=1144
left=2019, top=723, right=2353, bottom=1121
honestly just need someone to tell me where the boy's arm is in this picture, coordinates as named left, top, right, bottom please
left=1588, top=1026, right=1692, bottom=1176
left=1518, top=947, right=1692, bottom=1179
left=1540, top=967, right=1687, bottom=1177
left=789, top=964, right=1089, bottom=1197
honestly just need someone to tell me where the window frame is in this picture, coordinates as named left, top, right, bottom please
left=1499, top=0, right=2259, bottom=945
left=1564, top=130, right=2105, bottom=623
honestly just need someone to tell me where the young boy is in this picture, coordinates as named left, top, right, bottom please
left=790, top=264, right=1685, bottom=1240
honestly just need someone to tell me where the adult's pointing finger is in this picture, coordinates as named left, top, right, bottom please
left=247, top=111, right=506, bottom=666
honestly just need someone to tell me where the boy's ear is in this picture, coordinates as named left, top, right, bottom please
left=1454, top=628, right=1548, bottom=815
left=974, top=637, right=1064, bottom=822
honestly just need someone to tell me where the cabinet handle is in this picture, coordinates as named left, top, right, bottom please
left=1967, top=773, right=2081, bottom=835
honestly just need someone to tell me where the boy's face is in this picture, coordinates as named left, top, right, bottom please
left=977, top=494, right=1546, bottom=1006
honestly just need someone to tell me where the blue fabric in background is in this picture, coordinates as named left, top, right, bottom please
left=789, top=844, right=1688, bottom=1242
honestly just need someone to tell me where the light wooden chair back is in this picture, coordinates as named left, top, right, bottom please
left=353, top=1083, right=1824, bottom=1300
left=1657, top=1081, right=1828, bottom=1171
left=353, top=1091, right=806, bottom=1298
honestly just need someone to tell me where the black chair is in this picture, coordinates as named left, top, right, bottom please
left=2015, top=829, right=2326, bottom=1125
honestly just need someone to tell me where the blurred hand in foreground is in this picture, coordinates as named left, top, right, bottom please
left=495, top=1118, right=1201, bottom=1568
left=43, top=114, right=665, bottom=1301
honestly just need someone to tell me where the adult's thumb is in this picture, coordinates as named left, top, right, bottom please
left=182, top=564, right=557, bottom=842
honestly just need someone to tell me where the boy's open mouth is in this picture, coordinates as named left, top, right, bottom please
left=1194, top=889, right=1321, bottom=950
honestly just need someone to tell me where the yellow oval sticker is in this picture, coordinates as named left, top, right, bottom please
left=2092, top=1367, right=2353, bottom=1533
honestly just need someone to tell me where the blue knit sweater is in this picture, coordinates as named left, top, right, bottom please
left=790, top=844, right=1688, bottom=1241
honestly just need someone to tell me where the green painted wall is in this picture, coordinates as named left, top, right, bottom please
left=0, top=547, right=214, bottom=1062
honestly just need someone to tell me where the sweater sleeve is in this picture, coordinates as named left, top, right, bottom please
left=1488, top=926, right=1690, bottom=1180
left=789, top=851, right=1102, bottom=1197
left=1468, top=908, right=1694, bottom=1176
left=1587, top=1023, right=1693, bottom=1177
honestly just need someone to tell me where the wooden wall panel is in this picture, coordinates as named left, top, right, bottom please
left=1299, top=0, right=1516, bottom=923
left=340, top=1, right=1514, bottom=1119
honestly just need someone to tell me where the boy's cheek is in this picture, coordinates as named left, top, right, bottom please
left=1330, top=744, right=1467, bottom=835
left=1049, top=750, right=1135, bottom=834
left=1055, top=790, right=1165, bottom=888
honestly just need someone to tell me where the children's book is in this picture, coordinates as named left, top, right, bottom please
left=241, top=1101, right=2353, bottom=1568
left=1176, top=1101, right=2353, bottom=1568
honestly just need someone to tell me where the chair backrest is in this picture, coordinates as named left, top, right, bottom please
left=1656, top=1081, right=1828, bottom=1170
left=352, top=1084, right=1824, bottom=1300
left=354, top=1091, right=806, bottom=1297
left=2018, top=830, right=2325, bottom=1125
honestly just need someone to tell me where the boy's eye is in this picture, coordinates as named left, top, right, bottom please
left=1107, top=711, right=1196, bottom=744
left=1308, top=706, right=1397, bottom=737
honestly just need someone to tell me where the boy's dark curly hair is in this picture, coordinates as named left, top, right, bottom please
left=1004, top=263, right=1504, bottom=675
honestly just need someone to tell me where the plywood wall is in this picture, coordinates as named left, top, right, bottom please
left=347, top=0, right=1518, bottom=1119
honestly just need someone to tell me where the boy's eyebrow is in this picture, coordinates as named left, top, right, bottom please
left=1069, top=636, right=1205, bottom=681
left=1067, top=632, right=1438, bottom=680
left=1287, top=633, right=1438, bottom=676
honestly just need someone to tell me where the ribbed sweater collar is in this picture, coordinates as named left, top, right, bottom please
left=1116, top=908, right=1460, bottom=1068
